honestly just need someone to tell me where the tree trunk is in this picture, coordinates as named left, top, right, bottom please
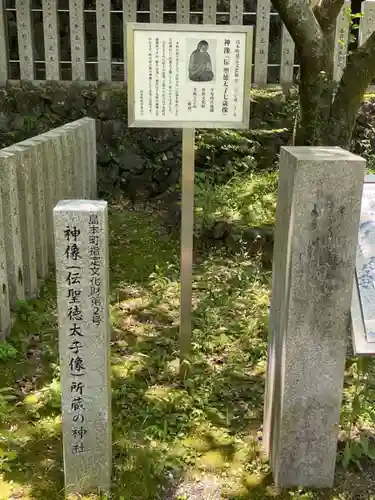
left=324, top=97, right=362, bottom=149
left=294, top=28, right=339, bottom=146
left=294, top=83, right=361, bottom=148
left=324, top=45, right=375, bottom=148
left=293, top=32, right=375, bottom=148
left=270, top=0, right=375, bottom=149
left=295, top=68, right=336, bottom=146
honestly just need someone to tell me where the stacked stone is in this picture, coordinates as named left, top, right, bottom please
left=0, top=117, right=97, bottom=339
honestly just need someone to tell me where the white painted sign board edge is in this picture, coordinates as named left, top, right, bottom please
left=351, top=273, right=375, bottom=355
left=351, top=174, right=375, bottom=356
left=126, top=22, right=253, bottom=129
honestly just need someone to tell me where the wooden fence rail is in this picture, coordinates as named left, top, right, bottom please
left=0, top=0, right=373, bottom=86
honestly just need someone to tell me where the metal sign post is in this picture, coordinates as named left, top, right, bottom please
left=126, top=22, right=253, bottom=376
left=180, top=128, right=195, bottom=374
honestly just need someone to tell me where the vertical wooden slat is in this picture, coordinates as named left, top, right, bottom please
left=43, top=0, right=60, bottom=80
left=150, top=0, right=163, bottom=23
left=0, top=0, right=8, bottom=84
left=230, top=0, right=243, bottom=25
left=280, top=24, right=294, bottom=86
left=123, top=0, right=137, bottom=82
left=254, top=0, right=270, bottom=85
left=122, top=0, right=137, bottom=81
left=203, top=0, right=216, bottom=24
left=97, top=0, right=111, bottom=81
left=16, top=0, right=34, bottom=80
left=333, top=0, right=350, bottom=82
left=123, top=0, right=136, bottom=21
left=177, top=0, right=190, bottom=24
left=359, top=0, right=375, bottom=47
left=69, top=0, right=86, bottom=80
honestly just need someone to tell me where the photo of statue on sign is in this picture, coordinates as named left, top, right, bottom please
left=188, top=40, right=215, bottom=82
left=126, top=23, right=252, bottom=128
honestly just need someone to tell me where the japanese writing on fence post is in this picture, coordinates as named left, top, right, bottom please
left=54, top=200, right=111, bottom=496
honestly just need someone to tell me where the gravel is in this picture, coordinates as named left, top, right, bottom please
left=164, top=475, right=222, bottom=500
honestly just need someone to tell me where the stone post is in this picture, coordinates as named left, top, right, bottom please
left=254, top=0, right=270, bottom=85
left=0, top=151, right=24, bottom=306
left=264, top=146, right=365, bottom=488
left=0, top=185, right=11, bottom=339
left=75, top=121, right=88, bottom=198
left=3, top=144, right=38, bottom=298
left=40, top=131, right=62, bottom=265
left=333, top=0, right=350, bottom=81
left=65, top=123, right=80, bottom=198
left=20, top=138, right=49, bottom=280
left=54, top=200, right=111, bottom=496
left=359, top=0, right=375, bottom=47
left=87, top=118, right=97, bottom=199
left=60, top=130, right=74, bottom=199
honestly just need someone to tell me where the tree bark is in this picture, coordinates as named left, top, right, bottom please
left=271, top=0, right=323, bottom=51
left=271, top=0, right=335, bottom=146
left=270, top=0, right=375, bottom=147
left=313, top=0, right=344, bottom=34
left=294, top=51, right=334, bottom=145
left=326, top=32, right=375, bottom=148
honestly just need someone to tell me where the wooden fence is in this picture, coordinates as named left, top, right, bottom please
left=0, top=0, right=373, bottom=86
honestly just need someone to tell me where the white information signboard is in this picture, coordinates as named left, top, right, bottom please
left=352, top=175, right=375, bottom=356
left=355, top=180, right=375, bottom=342
left=126, top=23, right=253, bottom=129
left=126, top=22, right=253, bottom=376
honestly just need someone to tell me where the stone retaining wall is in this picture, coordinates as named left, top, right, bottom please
left=0, top=82, right=374, bottom=202
left=0, top=83, right=299, bottom=199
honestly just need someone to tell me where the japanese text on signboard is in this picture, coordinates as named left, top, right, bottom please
left=133, top=29, right=247, bottom=124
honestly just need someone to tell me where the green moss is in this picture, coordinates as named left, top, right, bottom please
left=363, top=92, right=375, bottom=101
left=110, top=86, right=128, bottom=120
left=250, top=87, right=289, bottom=99
left=0, top=199, right=374, bottom=498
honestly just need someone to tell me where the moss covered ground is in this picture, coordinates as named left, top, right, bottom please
left=0, top=176, right=375, bottom=499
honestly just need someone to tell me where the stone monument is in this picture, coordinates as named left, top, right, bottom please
left=54, top=200, right=111, bottom=496
left=264, top=146, right=365, bottom=488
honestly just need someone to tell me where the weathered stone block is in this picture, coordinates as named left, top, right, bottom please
left=85, top=118, right=97, bottom=199
left=18, top=138, right=49, bottom=279
left=54, top=199, right=111, bottom=496
left=264, top=146, right=365, bottom=488
left=2, top=144, right=37, bottom=298
left=60, top=128, right=74, bottom=199
left=31, top=133, right=58, bottom=266
left=0, top=185, right=10, bottom=339
left=0, top=151, right=24, bottom=305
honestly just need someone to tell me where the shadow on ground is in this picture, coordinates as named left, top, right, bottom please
left=0, top=201, right=373, bottom=500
